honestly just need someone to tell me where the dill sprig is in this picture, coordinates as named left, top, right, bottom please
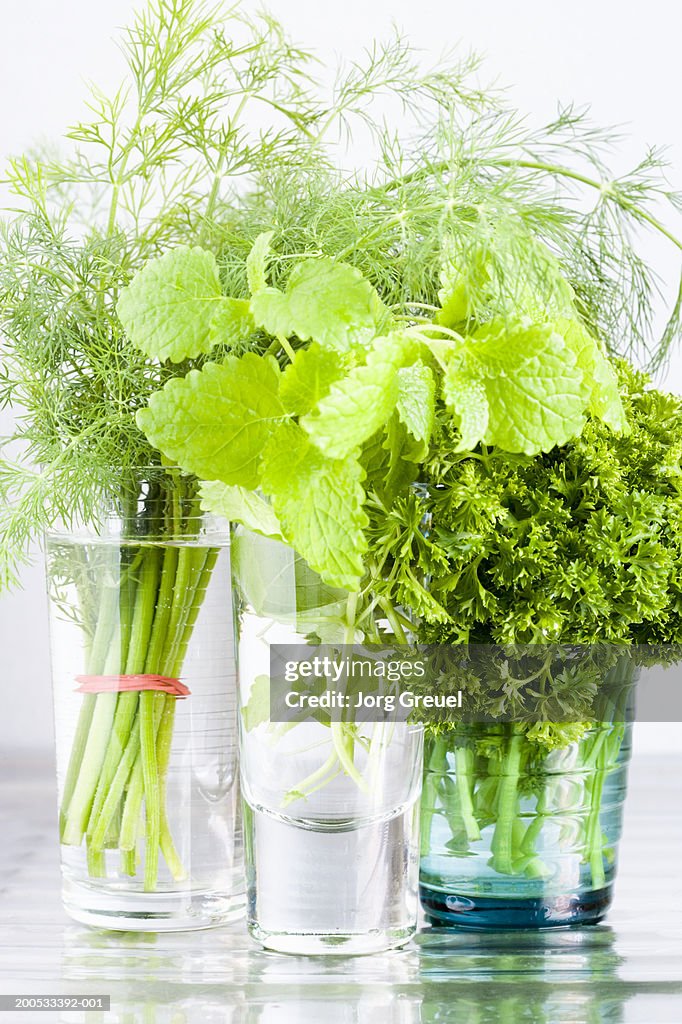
left=1, top=0, right=680, bottom=587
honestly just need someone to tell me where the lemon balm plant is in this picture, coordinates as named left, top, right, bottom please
left=1, top=0, right=681, bottom=938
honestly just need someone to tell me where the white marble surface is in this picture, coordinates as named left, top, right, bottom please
left=0, top=751, right=680, bottom=1023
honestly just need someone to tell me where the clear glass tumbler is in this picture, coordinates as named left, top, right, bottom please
left=46, top=468, right=244, bottom=930
left=232, top=527, right=424, bottom=954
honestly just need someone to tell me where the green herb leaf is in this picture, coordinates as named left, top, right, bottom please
left=446, top=321, right=587, bottom=454
left=436, top=232, right=576, bottom=328
left=199, top=481, right=283, bottom=539
left=363, top=414, right=423, bottom=504
left=137, top=354, right=285, bottom=488
left=443, top=365, right=490, bottom=451
left=232, top=527, right=347, bottom=620
left=396, top=360, right=436, bottom=443
left=559, top=319, right=629, bottom=433
left=241, top=674, right=271, bottom=732
left=261, top=422, right=368, bottom=589
left=117, top=246, right=253, bottom=363
left=247, top=231, right=275, bottom=295
left=280, top=343, right=348, bottom=416
left=250, top=258, right=384, bottom=350
left=301, top=333, right=414, bottom=459
left=437, top=244, right=489, bottom=327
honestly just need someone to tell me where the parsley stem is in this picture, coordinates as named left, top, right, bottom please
left=490, top=727, right=523, bottom=874
left=454, top=746, right=481, bottom=843
left=420, top=737, right=448, bottom=858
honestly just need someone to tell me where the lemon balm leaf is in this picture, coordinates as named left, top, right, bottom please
left=443, top=365, right=490, bottom=451
left=250, top=257, right=384, bottom=350
left=280, top=344, right=348, bottom=416
left=240, top=675, right=272, bottom=732
left=445, top=322, right=588, bottom=454
left=301, top=333, right=415, bottom=459
left=118, top=246, right=253, bottom=363
left=137, top=354, right=285, bottom=488
left=247, top=231, right=275, bottom=295
left=261, top=422, right=368, bottom=589
left=559, top=319, right=630, bottom=433
left=199, top=481, right=284, bottom=539
left=396, top=360, right=436, bottom=443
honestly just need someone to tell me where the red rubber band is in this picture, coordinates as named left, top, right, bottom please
left=75, top=675, right=191, bottom=698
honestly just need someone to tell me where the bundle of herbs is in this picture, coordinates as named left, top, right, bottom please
left=404, top=364, right=682, bottom=904
left=1, top=0, right=681, bottom=892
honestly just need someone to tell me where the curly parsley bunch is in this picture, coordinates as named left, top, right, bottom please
left=418, top=363, right=682, bottom=646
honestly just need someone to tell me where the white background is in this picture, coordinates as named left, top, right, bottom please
left=0, top=0, right=680, bottom=753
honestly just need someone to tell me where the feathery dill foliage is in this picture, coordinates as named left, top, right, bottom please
left=1, top=0, right=681, bottom=587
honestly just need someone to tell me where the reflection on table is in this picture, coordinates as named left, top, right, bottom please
left=1, top=755, right=680, bottom=1023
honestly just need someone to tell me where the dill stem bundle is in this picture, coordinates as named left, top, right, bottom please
left=55, top=471, right=216, bottom=889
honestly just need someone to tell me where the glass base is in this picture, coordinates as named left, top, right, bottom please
left=250, top=923, right=415, bottom=955
left=419, top=884, right=614, bottom=930
left=244, top=799, right=420, bottom=955
left=62, top=877, right=246, bottom=932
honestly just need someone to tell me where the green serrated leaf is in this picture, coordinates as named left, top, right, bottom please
left=396, top=360, right=436, bottom=443
left=250, top=257, right=384, bottom=350
left=247, top=231, right=275, bottom=295
left=436, top=231, right=577, bottom=329
left=301, top=333, right=415, bottom=459
left=280, top=344, right=347, bottom=416
left=231, top=526, right=347, bottom=620
left=137, top=354, right=285, bottom=488
left=436, top=243, right=489, bottom=328
left=449, top=321, right=588, bottom=454
left=241, top=674, right=271, bottom=732
left=363, top=413, right=422, bottom=504
left=558, top=319, right=629, bottom=433
left=443, top=364, right=490, bottom=451
left=260, top=422, right=368, bottom=589
left=199, top=481, right=283, bottom=539
left=117, top=245, right=253, bottom=362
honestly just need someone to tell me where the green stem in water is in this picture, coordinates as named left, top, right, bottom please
left=490, top=727, right=523, bottom=875
left=330, top=722, right=370, bottom=794
left=140, top=690, right=162, bottom=892
left=61, top=620, right=122, bottom=846
left=420, top=737, right=448, bottom=858
left=282, top=751, right=340, bottom=808
left=454, top=745, right=481, bottom=843
left=88, top=725, right=141, bottom=852
left=120, top=848, right=137, bottom=877
left=584, top=722, right=625, bottom=889
left=85, top=545, right=161, bottom=854
left=59, top=573, right=120, bottom=840
left=59, top=696, right=96, bottom=839
left=157, top=546, right=218, bottom=881
left=84, top=567, right=140, bottom=844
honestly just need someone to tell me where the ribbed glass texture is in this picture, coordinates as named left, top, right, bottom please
left=419, top=721, right=631, bottom=929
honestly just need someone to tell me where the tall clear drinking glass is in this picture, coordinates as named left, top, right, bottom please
left=47, top=468, right=244, bottom=930
left=232, top=527, right=423, bottom=954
